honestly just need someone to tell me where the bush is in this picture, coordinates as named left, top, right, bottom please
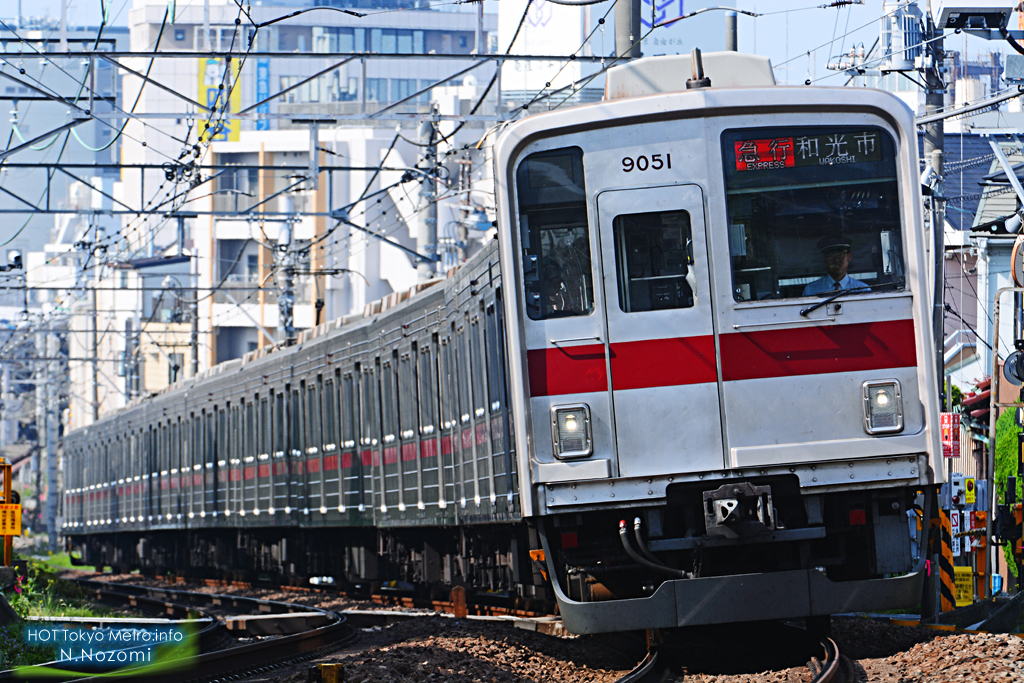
left=994, top=406, right=1024, bottom=575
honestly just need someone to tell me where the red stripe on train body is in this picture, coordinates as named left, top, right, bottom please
left=401, top=443, right=417, bottom=462
left=527, top=343, right=606, bottom=396
left=719, top=320, right=917, bottom=381
left=526, top=323, right=915, bottom=396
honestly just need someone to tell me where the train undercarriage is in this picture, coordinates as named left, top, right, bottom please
left=69, top=481, right=931, bottom=631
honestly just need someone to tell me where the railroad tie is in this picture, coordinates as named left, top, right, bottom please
left=939, top=509, right=956, bottom=612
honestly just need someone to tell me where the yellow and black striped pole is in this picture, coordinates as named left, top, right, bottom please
left=939, top=509, right=956, bottom=612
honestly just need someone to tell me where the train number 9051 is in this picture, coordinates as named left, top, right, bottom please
left=622, top=153, right=672, bottom=172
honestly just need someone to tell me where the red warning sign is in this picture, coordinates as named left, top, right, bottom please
left=941, top=413, right=961, bottom=458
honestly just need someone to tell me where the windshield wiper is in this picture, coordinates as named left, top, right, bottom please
left=799, top=279, right=905, bottom=317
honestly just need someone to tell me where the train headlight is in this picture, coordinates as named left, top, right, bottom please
left=551, top=404, right=592, bottom=459
left=862, top=380, right=903, bottom=435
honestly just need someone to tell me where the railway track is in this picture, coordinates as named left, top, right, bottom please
left=614, top=628, right=854, bottom=683
left=0, top=579, right=359, bottom=683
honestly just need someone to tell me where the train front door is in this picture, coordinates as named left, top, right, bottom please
left=597, top=185, right=724, bottom=477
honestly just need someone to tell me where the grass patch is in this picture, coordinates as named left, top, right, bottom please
left=8, top=560, right=109, bottom=619
left=36, top=552, right=94, bottom=573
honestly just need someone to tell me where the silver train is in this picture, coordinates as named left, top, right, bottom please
left=65, top=52, right=943, bottom=634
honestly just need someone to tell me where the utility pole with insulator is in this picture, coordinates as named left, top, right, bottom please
left=34, top=332, right=45, bottom=515
left=277, top=211, right=297, bottom=342
left=615, top=0, right=642, bottom=59
left=417, top=107, right=439, bottom=281
left=45, top=333, right=59, bottom=551
left=922, top=4, right=945, bottom=412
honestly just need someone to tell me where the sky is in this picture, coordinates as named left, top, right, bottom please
left=6, top=0, right=1023, bottom=87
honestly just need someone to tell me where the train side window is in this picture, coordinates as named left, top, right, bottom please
left=260, top=397, right=270, bottom=457
left=418, top=345, right=436, bottom=435
left=324, top=379, right=338, bottom=449
left=381, top=360, right=398, bottom=444
left=439, top=338, right=454, bottom=431
left=290, top=388, right=302, bottom=455
left=341, top=373, right=356, bottom=448
left=722, top=126, right=904, bottom=301
left=274, top=392, right=285, bottom=455
left=399, top=353, right=417, bottom=439
left=613, top=211, right=695, bottom=312
left=485, top=305, right=505, bottom=414
left=515, top=146, right=595, bottom=320
left=230, top=406, right=239, bottom=464
left=360, top=366, right=379, bottom=447
left=245, top=402, right=255, bottom=460
left=470, top=319, right=486, bottom=418
left=306, top=382, right=322, bottom=453
left=456, top=326, right=472, bottom=424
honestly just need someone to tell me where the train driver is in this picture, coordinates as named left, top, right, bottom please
left=541, top=260, right=574, bottom=316
left=802, top=234, right=869, bottom=296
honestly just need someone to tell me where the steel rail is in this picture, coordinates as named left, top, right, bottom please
left=612, top=648, right=663, bottom=683
left=811, top=638, right=844, bottom=683
left=614, top=632, right=846, bottom=683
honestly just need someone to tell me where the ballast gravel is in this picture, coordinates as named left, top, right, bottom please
left=680, top=618, right=1024, bottom=683
left=70, top=574, right=1024, bottom=682
left=243, top=615, right=635, bottom=683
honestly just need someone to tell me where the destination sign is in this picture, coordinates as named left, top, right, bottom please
left=734, top=131, right=883, bottom=172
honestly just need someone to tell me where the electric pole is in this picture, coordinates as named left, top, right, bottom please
left=277, top=212, right=297, bottom=342
left=0, top=363, right=8, bottom=451
left=45, top=333, right=59, bottom=551
left=91, top=226, right=102, bottom=423
left=417, top=108, right=439, bottom=281
left=34, top=332, right=45, bottom=504
left=923, top=4, right=945, bottom=410
left=726, top=10, right=738, bottom=51
left=615, top=0, right=642, bottom=58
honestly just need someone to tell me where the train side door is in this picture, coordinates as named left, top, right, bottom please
left=597, top=185, right=724, bottom=477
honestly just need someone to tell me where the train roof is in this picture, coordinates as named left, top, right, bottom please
left=93, top=240, right=500, bottom=430
left=604, top=52, right=776, bottom=99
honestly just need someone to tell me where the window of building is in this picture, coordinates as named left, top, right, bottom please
left=366, top=78, right=388, bottom=102
left=368, top=29, right=423, bottom=54
left=313, top=27, right=366, bottom=53
left=247, top=254, right=259, bottom=279
left=390, top=79, right=418, bottom=103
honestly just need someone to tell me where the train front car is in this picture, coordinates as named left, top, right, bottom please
left=494, top=53, right=942, bottom=634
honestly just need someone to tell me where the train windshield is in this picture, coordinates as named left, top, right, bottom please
left=515, top=147, right=595, bottom=320
left=721, top=126, right=904, bottom=302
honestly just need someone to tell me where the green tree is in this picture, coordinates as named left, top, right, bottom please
left=994, top=406, right=1024, bottom=575
left=949, top=384, right=962, bottom=409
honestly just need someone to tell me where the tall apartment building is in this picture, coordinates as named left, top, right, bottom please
left=64, top=0, right=498, bottom=428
